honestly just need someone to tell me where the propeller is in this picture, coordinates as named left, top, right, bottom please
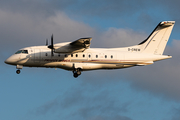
left=47, top=34, right=54, bottom=56
left=46, top=39, right=48, bottom=46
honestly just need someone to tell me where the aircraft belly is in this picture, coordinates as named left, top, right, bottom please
left=44, top=62, right=73, bottom=70
left=43, top=61, right=131, bottom=71
left=81, top=63, right=133, bottom=70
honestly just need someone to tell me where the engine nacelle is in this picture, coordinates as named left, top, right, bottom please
left=54, top=42, right=85, bottom=53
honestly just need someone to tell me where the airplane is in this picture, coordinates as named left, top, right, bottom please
left=5, top=21, right=175, bottom=78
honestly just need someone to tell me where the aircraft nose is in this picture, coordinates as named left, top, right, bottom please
left=4, top=57, right=12, bottom=64
left=4, top=55, right=18, bottom=65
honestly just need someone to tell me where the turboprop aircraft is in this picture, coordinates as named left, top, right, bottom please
left=5, top=21, right=175, bottom=78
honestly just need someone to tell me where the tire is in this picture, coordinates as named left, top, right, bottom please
left=16, top=70, right=20, bottom=74
left=73, top=73, right=78, bottom=78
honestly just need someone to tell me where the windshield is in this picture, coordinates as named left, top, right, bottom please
left=15, top=50, right=28, bottom=54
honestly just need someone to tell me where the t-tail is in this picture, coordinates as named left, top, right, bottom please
left=138, top=21, right=175, bottom=55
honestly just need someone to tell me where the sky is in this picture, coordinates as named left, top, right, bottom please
left=1, top=0, right=180, bottom=120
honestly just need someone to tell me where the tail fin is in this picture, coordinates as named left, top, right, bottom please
left=139, top=21, right=175, bottom=55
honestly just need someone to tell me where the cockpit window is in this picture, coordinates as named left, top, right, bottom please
left=15, top=50, right=22, bottom=54
left=22, top=50, right=28, bottom=54
left=15, top=50, right=28, bottom=54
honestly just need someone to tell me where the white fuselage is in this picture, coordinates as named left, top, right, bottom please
left=5, top=45, right=171, bottom=71
left=4, top=21, right=175, bottom=77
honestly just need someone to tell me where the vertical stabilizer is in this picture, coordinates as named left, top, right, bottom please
left=139, top=21, right=175, bottom=55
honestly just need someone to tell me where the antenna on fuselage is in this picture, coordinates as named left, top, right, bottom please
left=47, top=34, right=54, bottom=56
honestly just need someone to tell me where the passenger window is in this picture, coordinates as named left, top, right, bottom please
left=89, top=54, right=91, bottom=58
left=65, top=54, right=67, bottom=57
left=58, top=54, right=60, bottom=57
left=45, top=53, right=48, bottom=56
left=96, top=55, right=98, bottom=58
left=71, top=54, right=73, bottom=57
left=76, top=54, right=78, bottom=57
left=105, top=55, right=107, bottom=58
left=111, top=55, right=113, bottom=59
left=83, top=54, right=85, bottom=57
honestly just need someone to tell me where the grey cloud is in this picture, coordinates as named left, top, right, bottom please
left=67, top=0, right=148, bottom=17
left=86, top=115, right=132, bottom=120
left=0, top=9, right=95, bottom=58
left=95, top=28, right=147, bottom=48
left=35, top=98, right=59, bottom=115
left=1, top=0, right=179, bottom=27
left=72, top=0, right=177, bottom=17
left=122, top=40, right=180, bottom=101
left=0, top=0, right=77, bottom=18
left=172, top=107, right=180, bottom=120
left=155, top=0, right=180, bottom=19
left=59, top=0, right=180, bottom=31
left=31, top=86, right=131, bottom=120
left=0, top=0, right=168, bottom=19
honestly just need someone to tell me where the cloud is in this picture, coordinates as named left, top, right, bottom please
left=65, top=0, right=148, bottom=17
left=31, top=85, right=132, bottom=120
left=0, top=0, right=179, bottom=28
left=0, top=0, right=78, bottom=17
left=115, top=39, right=180, bottom=101
left=95, top=27, right=147, bottom=48
left=86, top=115, right=132, bottom=120
left=172, top=107, right=180, bottom=120
left=0, top=9, right=95, bottom=58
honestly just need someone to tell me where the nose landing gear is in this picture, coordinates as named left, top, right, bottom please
left=16, top=65, right=23, bottom=74
left=16, top=70, right=21, bottom=74
left=73, top=68, right=81, bottom=78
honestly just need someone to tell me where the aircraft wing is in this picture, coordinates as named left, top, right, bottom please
left=54, top=37, right=92, bottom=53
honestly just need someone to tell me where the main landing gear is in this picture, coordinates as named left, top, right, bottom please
left=73, top=68, right=81, bottom=78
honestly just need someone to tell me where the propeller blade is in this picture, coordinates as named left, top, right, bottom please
left=46, top=39, right=48, bottom=46
left=51, top=49, right=54, bottom=56
left=51, top=34, right=54, bottom=56
left=47, top=34, right=54, bottom=56
left=51, top=34, right=54, bottom=48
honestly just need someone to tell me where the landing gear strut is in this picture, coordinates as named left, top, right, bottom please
left=16, top=70, right=21, bottom=74
left=16, top=65, right=23, bottom=74
left=73, top=68, right=81, bottom=78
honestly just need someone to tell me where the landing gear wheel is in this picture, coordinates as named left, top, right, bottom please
left=73, top=68, right=82, bottom=78
left=16, top=70, right=21, bottom=74
left=73, top=73, right=78, bottom=78
left=77, top=70, right=81, bottom=75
